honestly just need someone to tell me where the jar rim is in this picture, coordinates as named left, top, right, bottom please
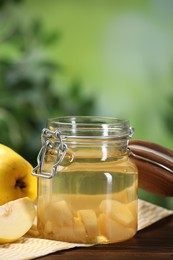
left=48, top=116, right=128, bottom=127
left=47, top=116, right=133, bottom=140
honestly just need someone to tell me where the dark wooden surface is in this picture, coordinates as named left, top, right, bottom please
left=36, top=214, right=173, bottom=260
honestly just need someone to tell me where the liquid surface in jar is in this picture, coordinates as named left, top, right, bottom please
left=37, top=170, right=138, bottom=244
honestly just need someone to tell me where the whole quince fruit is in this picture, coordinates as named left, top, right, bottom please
left=0, top=144, right=37, bottom=205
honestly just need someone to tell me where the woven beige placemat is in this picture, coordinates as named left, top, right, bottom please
left=0, top=199, right=172, bottom=260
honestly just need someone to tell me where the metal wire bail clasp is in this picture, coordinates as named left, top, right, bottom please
left=32, top=128, right=67, bottom=179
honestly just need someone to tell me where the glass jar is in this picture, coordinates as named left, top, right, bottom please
left=33, top=116, right=138, bottom=244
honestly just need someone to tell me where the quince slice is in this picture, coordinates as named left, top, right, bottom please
left=0, top=197, right=36, bottom=243
left=78, top=209, right=98, bottom=240
left=73, top=217, right=86, bottom=243
left=98, top=213, right=135, bottom=242
left=99, top=199, right=134, bottom=226
left=43, top=200, right=74, bottom=227
left=56, top=217, right=86, bottom=242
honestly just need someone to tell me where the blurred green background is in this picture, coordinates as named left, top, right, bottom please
left=0, top=0, right=173, bottom=208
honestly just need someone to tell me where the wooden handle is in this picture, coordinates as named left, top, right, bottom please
left=128, top=139, right=173, bottom=197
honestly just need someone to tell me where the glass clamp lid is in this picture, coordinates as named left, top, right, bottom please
left=32, top=116, right=134, bottom=179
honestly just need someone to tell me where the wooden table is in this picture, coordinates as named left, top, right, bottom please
left=36, top=214, right=173, bottom=260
